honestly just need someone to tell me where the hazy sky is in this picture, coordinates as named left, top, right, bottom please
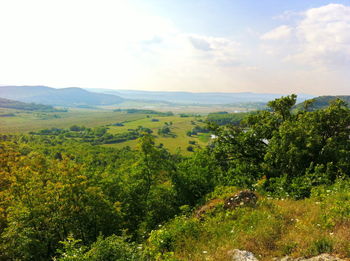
left=0, top=0, right=350, bottom=95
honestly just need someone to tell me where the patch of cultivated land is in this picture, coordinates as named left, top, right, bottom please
left=0, top=108, right=211, bottom=154
left=0, top=108, right=147, bottom=133
left=105, top=115, right=209, bottom=154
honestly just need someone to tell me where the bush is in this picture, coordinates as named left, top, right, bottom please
left=55, top=234, right=143, bottom=261
left=187, top=146, right=194, bottom=152
left=147, top=216, right=200, bottom=255
left=308, top=238, right=333, bottom=256
left=85, top=235, right=143, bottom=261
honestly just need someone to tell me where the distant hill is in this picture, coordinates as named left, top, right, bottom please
left=0, top=97, right=60, bottom=111
left=0, top=86, right=124, bottom=106
left=88, top=88, right=313, bottom=105
left=296, top=95, right=350, bottom=111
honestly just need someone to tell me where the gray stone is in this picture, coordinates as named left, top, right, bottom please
left=275, top=254, right=345, bottom=261
left=228, top=249, right=259, bottom=261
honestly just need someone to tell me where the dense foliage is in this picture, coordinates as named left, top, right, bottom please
left=29, top=125, right=151, bottom=145
left=206, top=111, right=248, bottom=125
left=0, top=95, right=349, bottom=260
left=210, top=95, right=350, bottom=198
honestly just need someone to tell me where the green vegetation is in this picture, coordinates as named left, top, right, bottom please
left=295, top=95, right=350, bottom=111
left=0, top=95, right=350, bottom=260
left=106, top=115, right=209, bottom=154
left=207, top=111, right=248, bottom=125
left=0, top=109, right=146, bottom=133
left=29, top=125, right=146, bottom=145
left=145, top=182, right=350, bottom=260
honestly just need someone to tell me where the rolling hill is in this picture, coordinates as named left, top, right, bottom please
left=88, top=88, right=314, bottom=105
left=0, top=86, right=124, bottom=106
left=296, top=95, right=350, bottom=110
left=0, top=97, right=60, bottom=111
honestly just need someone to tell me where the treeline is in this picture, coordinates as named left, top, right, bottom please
left=0, top=97, right=66, bottom=112
left=0, top=95, right=350, bottom=260
left=206, top=111, right=248, bottom=125
left=29, top=125, right=150, bottom=145
left=114, top=108, right=174, bottom=116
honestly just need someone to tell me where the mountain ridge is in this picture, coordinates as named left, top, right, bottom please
left=87, top=88, right=314, bottom=104
left=0, top=86, right=124, bottom=106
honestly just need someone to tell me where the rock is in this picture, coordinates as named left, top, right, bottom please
left=224, top=190, right=258, bottom=210
left=228, top=249, right=259, bottom=261
left=275, top=254, right=345, bottom=261
left=301, top=254, right=345, bottom=260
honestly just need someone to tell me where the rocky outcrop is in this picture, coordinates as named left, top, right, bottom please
left=195, top=190, right=258, bottom=219
left=224, top=190, right=258, bottom=210
left=228, top=249, right=258, bottom=261
left=274, top=254, right=346, bottom=261
left=227, top=251, right=346, bottom=261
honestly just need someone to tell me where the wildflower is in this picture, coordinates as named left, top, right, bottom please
left=203, top=250, right=208, bottom=254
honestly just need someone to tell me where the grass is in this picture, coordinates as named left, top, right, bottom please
left=0, top=108, right=212, bottom=154
left=105, top=115, right=210, bottom=155
left=0, top=108, right=146, bottom=133
left=146, top=183, right=350, bottom=260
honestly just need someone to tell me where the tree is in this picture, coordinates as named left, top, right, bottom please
left=267, top=94, right=297, bottom=121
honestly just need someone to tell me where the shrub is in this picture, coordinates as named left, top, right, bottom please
left=308, top=238, right=333, bottom=256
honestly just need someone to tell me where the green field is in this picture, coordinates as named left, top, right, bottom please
left=0, top=108, right=211, bottom=154
left=105, top=115, right=209, bottom=154
left=0, top=108, right=147, bottom=133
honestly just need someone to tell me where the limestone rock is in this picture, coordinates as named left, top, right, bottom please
left=228, top=249, right=259, bottom=261
left=275, top=254, right=345, bottom=261
left=224, top=190, right=258, bottom=210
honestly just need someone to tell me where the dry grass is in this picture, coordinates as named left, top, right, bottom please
left=148, top=190, right=350, bottom=261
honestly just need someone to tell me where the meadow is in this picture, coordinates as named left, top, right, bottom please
left=105, top=115, right=210, bottom=154
left=0, top=108, right=211, bottom=154
left=0, top=108, right=146, bottom=133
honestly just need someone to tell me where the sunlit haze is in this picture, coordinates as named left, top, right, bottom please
left=1, top=0, right=349, bottom=95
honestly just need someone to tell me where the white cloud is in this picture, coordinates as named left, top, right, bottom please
left=187, top=34, right=244, bottom=67
left=262, top=4, right=350, bottom=69
left=292, top=4, right=350, bottom=68
left=261, top=25, right=292, bottom=40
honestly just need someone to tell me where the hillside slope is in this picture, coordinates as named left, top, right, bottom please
left=296, top=95, right=350, bottom=110
left=0, top=97, right=58, bottom=111
left=145, top=185, right=350, bottom=260
left=0, top=86, right=124, bottom=106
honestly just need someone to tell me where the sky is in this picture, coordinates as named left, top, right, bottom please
left=0, top=0, right=350, bottom=95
